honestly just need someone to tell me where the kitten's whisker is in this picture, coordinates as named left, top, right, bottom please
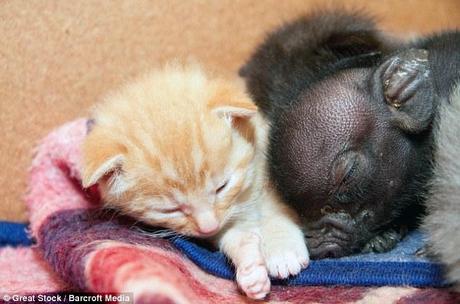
left=129, top=219, right=142, bottom=229
left=136, top=227, right=181, bottom=239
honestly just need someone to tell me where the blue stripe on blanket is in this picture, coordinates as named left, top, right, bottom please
left=0, top=220, right=446, bottom=287
left=172, top=230, right=448, bottom=287
left=0, top=221, right=33, bottom=247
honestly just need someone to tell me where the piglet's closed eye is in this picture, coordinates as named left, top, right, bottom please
left=333, top=152, right=360, bottom=187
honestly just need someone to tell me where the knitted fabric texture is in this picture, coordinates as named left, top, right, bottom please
left=0, top=118, right=458, bottom=303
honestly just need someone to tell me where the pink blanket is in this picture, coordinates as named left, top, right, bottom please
left=1, top=118, right=459, bottom=303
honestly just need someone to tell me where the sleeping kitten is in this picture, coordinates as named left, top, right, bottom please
left=81, top=63, right=309, bottom=299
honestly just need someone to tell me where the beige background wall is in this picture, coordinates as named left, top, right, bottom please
left=1, top=0, right=460, bottom=221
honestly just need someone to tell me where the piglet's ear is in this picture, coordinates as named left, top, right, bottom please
left=81, top=129, right=126, bottom=188
left=376, top=48, right=435, bottom=133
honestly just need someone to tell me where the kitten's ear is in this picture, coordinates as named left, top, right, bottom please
left=82, top=154, right=124, bottom=188
left=210, top=82, right=258, bottom=122
left=81, top=130, right=126, bottom=188
left=213, top=104, right=257, bottom=120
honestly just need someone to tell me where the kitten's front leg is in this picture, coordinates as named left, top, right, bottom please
left=260, top=189, right=310, bottom=279
left=218, top=228, right=270, bottom=300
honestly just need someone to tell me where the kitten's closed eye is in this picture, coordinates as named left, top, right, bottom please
left=150, top=202, right=184, bottom=218
left=216, top=180, right=229, bottom=194
left=159, top=206, right=182, bottom=214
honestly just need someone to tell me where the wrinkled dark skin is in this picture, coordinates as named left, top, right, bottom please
left=272, top=59, right=433, bottom=258
left=241, top=11, right=460, bottom=259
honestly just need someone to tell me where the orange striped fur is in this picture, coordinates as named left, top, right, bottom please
left=82, top=63, right=259, bottom=237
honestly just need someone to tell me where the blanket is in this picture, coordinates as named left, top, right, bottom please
left=1, top=118, right=459, bottom=303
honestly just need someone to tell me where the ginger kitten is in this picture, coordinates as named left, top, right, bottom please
left=81, top=63, right=309, bottom=299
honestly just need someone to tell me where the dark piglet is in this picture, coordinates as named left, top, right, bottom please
left=240, top=10, right=460, bottom=262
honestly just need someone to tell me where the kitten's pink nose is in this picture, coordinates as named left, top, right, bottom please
left=194, top=211, right=220, bottom=236
left=198, top=222, right=219, bottom=236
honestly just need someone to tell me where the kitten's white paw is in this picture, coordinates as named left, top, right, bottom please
left=264, top=239, right=309, bottom=279
left=236, top=261, right=271, bottom=300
